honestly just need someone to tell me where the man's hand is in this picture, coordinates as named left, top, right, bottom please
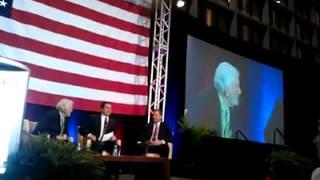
left=116, top=139, right=122, bottom=146
left=56, top=134, right=68, bottom=141
left=149, top=139, right=163, bottom=146
left=87, top=134, right=97, bottom=142
left=111, top=135, right=117, bottom=141
left=56, top=135, right=62, bottom=140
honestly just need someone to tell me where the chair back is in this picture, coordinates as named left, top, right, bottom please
left=22, top=119, right=38, bottom=134
left=311, top=168, right=320, bottom=180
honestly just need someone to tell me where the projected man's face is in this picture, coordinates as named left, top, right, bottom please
left=214, top=61, right=241, bottom=107
left=225, top=78, right=241, bottom=106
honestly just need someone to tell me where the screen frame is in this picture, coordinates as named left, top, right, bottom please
left=185, top=34, right=285, bottom=143
left=165, top=10, right=302, bottom=145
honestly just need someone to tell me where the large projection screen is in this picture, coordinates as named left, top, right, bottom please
left=185, top=36, right=284, bottom=144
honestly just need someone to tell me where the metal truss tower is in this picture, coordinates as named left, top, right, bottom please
left=147, top=0, right=172, bottom=122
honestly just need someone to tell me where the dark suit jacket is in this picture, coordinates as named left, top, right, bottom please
left=33, top=109, right=69, bottom=138
left=143, top=122, right=173, bottom=143
left=80, top=114, right=117, bottom=141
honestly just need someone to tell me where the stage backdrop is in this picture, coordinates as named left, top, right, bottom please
left=0, top=0, right=151, bottom=115
left=185, top=36, right=284, bottom=144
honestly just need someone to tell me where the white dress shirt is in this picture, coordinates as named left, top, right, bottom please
left=99, top=115, right=109, bottom=140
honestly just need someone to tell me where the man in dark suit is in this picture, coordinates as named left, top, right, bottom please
left=142, top=109, right=173, bottom=157
left=33, top=99, right=74, bottom=141
left=80, top=102, right=118, bottom=154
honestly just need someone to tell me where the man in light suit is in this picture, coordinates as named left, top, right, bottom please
left=213, top=61, right=241, bottom=138
left=33, top=98, right=74, bottom=141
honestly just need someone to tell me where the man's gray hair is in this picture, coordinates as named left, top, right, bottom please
left=213, top=61, right=239, bottom=94
left=56, top=98, right=73, bottom=112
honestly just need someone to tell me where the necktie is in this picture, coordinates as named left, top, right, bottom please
left=100, top=117, right=109, bottom=141
left=151, top=123, right=159, bottom=141
left=60, top=115, right=65, bottom=135
left=103, top=117, right=109, bottom=134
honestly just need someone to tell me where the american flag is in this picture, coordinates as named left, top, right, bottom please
left=0, top=0, right=151, bottom=115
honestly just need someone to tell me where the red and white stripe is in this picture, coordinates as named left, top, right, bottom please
left=0, top=0, right=151, bottom=115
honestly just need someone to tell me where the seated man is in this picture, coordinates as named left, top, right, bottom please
left=80, top=102, right=118, bottom=154
left=33, top=98, right=74, bottom=141
left=142, top=109, right=173, bottom=157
